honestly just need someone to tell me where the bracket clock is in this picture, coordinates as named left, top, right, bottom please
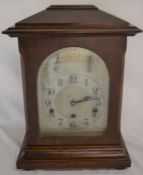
left=2, top=5, right=142, bottom=170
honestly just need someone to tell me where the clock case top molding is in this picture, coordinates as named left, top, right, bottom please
left=2, top=5, right=142, bottom=170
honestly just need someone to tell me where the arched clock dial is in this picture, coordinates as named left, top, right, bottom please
left=38, top=47, right=109, bottom=135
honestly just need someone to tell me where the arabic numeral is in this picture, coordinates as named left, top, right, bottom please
left=47, top=88, right=55, bottom=95
left=44, top=99, right=51, bottom=107
left=85, top=79, right=88, bottom=86
left=92, top=87, right=98, bottom=95
left=69, top=74, right=78, bottom=83
left=58, top=119, right=63, bottom=126
left=70, top=122, right=77, bottom=128
left=57, top=78, right=63, bottom=87
left=96, top=101, right=101, bottom=107
left=83, top=119, right=89, bottom=126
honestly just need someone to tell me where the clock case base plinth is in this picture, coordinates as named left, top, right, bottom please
left=17, top=136, right=131, bottom=170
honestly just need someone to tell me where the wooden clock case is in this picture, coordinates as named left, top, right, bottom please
left=2, top=5, right=142, bottom=170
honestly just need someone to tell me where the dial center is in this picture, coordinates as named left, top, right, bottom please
left=55, top=86, right=88, bottom=117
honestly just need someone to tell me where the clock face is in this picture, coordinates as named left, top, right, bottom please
left=38, top=47, right=109, bottom=135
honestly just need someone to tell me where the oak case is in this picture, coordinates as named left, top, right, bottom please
left=2, top=5, right=142, bottom=170
left=17, top=35, right=129, bottom=169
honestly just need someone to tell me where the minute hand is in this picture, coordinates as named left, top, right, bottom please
left=71, top=96, right=98, bottom=106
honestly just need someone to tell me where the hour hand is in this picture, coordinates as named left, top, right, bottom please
left=70, top=95, right=97, bottom=106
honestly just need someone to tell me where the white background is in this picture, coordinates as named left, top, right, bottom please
left=0, top=0, right=143, bottom=174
